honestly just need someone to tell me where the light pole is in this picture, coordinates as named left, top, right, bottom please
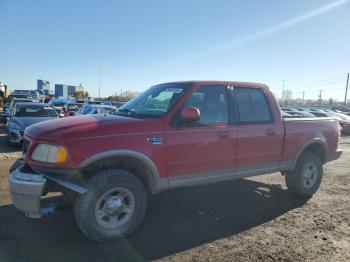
left=319, top=90, right=323, bottom=104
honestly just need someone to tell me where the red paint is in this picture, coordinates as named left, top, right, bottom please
left=179, top=107, right=200, bottom=123
left=23, top=81, right=341, bottom=182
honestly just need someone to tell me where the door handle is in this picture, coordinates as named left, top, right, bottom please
left=218, top=131, right=230, bottom=139
left=265, top=128, right=276, bottom=136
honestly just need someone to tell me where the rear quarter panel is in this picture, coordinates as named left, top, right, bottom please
left=282, top=118, right=340, bottom=165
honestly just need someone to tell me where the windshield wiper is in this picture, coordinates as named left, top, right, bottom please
left=116, top=108, right=158, bottom=119
left=118, top=108, right=136, bottom=114
left=116, top=108, right=141, bottom=118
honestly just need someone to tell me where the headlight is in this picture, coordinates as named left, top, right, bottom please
left=31, top=144, right=67, bottom=163
left=7, top=122, right=22, bottom=130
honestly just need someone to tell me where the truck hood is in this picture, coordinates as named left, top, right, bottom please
left=25, top=114, right=162, bottom=141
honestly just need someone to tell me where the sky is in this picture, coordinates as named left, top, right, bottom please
left=0, top=0, right=349, bottom=101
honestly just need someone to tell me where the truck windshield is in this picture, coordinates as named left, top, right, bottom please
left=116, top=83, right=189, bottom=118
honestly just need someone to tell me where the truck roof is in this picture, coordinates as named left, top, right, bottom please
left=163, top=80, right=269, bottom=89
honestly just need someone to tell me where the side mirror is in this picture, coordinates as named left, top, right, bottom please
left=69, top=111, right=75, bottom=116
left=180, top=107, right=200, bottom=123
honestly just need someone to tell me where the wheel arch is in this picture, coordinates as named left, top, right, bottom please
left=79, top=150, right=168, bottom=194
left=293, top=138, right=328, bottom=169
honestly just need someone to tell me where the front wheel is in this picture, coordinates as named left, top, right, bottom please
left=285, top=152, right=323, bottom=198
left=74, top=169, right=147, bottom=242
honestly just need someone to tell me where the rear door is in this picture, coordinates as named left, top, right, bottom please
left=232, top=87, right=284, bottom=175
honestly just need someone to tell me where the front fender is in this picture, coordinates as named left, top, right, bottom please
left=79, top=149, right=168, bottom=193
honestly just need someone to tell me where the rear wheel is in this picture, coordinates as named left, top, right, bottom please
left=285, top=152, right=323, bottom=197
left=74, top=169, right=147, bottom=242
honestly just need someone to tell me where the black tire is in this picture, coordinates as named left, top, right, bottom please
left=74, top=169, right=147, bottom=242
left=285, top=152, right=323, bottom=198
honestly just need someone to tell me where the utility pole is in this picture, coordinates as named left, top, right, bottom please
left=319, top=90, right=323, bottom=104
left=98, top=66, right=102, bottom=99
left=345, top=73, right=349, bottom=105
left=302, top=91, right=305, bottom=105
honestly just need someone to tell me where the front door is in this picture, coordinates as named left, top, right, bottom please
left=165, top=85, right=237, bottom=187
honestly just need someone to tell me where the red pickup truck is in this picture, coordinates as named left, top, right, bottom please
left=9, top=81, right=342, bottom=242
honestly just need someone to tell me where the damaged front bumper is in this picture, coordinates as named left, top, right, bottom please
left=9, top=166, right=47, bottom=218
left=9, top=160, right=88, bottom=219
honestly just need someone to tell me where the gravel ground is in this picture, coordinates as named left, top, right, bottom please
left=0, top=133, right=349, bottom=262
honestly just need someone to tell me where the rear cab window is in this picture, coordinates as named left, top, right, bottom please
left=233, top=87, right=273, bottom=124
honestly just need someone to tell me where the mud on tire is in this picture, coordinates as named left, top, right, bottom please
left=74, top=169, right=147, bottom=242
left=285, top=152, right=323, bottom=198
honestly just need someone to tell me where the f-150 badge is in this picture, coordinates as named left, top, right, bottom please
left=147, top=137, right=162, bottom=145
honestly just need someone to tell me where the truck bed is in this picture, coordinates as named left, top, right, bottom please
left=281, top=117, right=340, bottom=169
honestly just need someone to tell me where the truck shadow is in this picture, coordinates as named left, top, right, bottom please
left=0, top=178, right=307, bottom=262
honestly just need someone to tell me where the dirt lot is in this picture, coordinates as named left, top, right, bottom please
left=0, top=126, right=349, bottom=261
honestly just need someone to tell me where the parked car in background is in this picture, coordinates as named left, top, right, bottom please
left=287, top=111, right=310, bottom=118
left=8, top=98, right=39, bottom=114
left=84, top=99, right=103, bottom=105
left=0, top=101, right=11, bottom=123
left=8, top=81, right=342, bottom=242
left=311, top=111, right=330, bottom=118
left=281, top=108, right=315, bottom=117
left=281, top=111, right=301, bottom=118
left=296, top=108, right=320, bottom=115
left=3, top=101, right=10, bottom=112
left=332, top=107, right=350, bottom=116
left=48, top=98, right=70, bottom=116
left=48, top=98, right=70, bottom=108
left=311, top=110, right=350, bottom=135
left=63, top=102, right=83, bottom=117
left=281, top=107, right=299, bottom=112
left=76, top=104, right=116, bottom=115
left=6, top=102, right=58, bottom=145
left=1, top=98, right=39, bottom=123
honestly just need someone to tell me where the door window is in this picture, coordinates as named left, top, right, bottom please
left=183, top=85, right=228, bottom=126
left=235, top=87, right=272, bottom=123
